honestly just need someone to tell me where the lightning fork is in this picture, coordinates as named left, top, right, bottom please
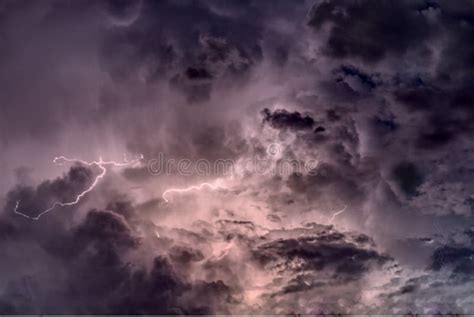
left=162, top=181, right=228, bottom=203
left=328, top=205, right=347, bottom=223
left=13, top=154, right=143, bottom=220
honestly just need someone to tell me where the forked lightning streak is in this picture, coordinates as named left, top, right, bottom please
left=162, top=182, right=228, bottom=203
left=13, top=154, right=143, bottom=220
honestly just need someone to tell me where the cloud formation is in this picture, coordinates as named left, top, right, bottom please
left=0, top=0, right=474, bottom=314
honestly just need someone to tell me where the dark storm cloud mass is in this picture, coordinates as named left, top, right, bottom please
left=262, top=108, right=315, bottom=131
left=1, top=0, right=474, bottom=314
left=308, top=0, right=436, bottom=63
left=254, top=228, right=391, bottom=278
left=0, top=177, right=392, bottom=314
left=99, top=0, right=264, bottom=87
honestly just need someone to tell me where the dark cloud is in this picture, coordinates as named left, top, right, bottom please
left=254, top=227, right=391, bottom=280
left=331, top=65, right=381, bottom=97
left=0, top=204, right=238, bottom=314
left=394, top=86, right=442, bottom=112
left=99, top=1, right=263, bottom=86
left=169, top=245, right=205, bottom=265
left=391, top=161, right=424, bottom=197
left=308, top=0, right=435, bottom=63
left=262, top=108, right=315, bottom=131
left=428, top=228, right=474, bottom=275
left=431, top=246, right=474, bottom=274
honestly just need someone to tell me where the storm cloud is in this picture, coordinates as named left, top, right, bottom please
left=1, top=0, right=474, bottom=314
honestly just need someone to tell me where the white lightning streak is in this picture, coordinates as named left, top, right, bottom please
left=162, top=182, right=228, bottom=203
left=328, top=205, right=347, bottom=223
left=13, top=154, right=143, bottom=220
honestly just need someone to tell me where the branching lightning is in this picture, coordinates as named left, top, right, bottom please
left=162, top=181, right=228, bottom=203
left=13, top=154, right=143, bottom=220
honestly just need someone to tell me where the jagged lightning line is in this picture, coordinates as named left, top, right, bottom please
left=13, top=154, right=143, bottom=220
left=328, top=205, right=347, bottom=223
left=162, top=182, right=228, bottom=203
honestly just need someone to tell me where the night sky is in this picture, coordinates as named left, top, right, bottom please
left=1, top=0, right=474, bottom=314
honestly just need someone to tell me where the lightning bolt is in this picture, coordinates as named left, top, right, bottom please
left=13, top=154, right=143, bottom=220
left=328, top=205, right=347, bottom=223
left=162, top=181, right=228, bottom=203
